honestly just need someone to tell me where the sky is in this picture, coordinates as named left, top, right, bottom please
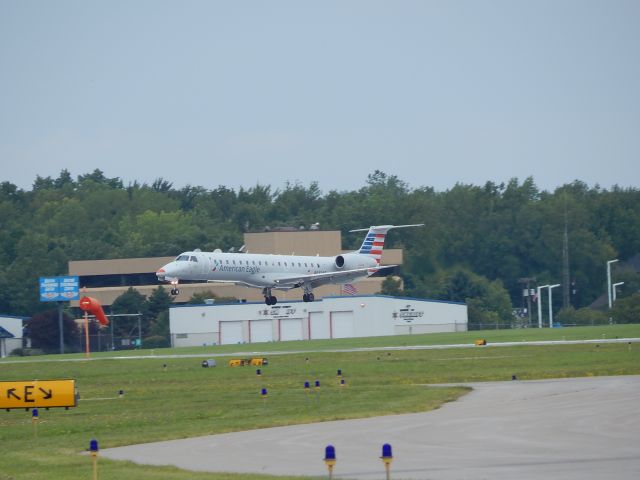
left=1, top=0, right=639, bottom=194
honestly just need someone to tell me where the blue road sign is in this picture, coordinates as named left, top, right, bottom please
left=39, top=276, right=79, bottom=302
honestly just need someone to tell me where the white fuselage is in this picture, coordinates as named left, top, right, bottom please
left=157, top=250, right=377, bottom=290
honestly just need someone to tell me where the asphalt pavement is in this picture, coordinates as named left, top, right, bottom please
left=101, top=375, right=640, bottom=479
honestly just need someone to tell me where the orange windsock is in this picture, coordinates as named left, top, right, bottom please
left=79, top=296, right=109, bottom=326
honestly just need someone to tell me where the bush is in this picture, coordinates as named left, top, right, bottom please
left=556, top=307, right=609, bottom=326
left=143, top=335, right=170, bottom=348
left=9, top=348, right=45, bottom=356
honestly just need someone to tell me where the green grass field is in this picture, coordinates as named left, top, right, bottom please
left=1, top=325, right=639, bottom=480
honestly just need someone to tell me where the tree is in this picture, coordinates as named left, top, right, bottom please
left=188, top=291, right=218, bottom=304
left=146, top=310, right=170, bottom=347
left=118, top=210, right=203, bottom=257
left=110, top=287, right=148, bottom=338
left=187, top=291, right=240, bottom=305
left=147, top=286, right=174, bottom=321
left=27, top=309, right=80, bottom=353
left=611, top=293, right=640, bottom=324
left=379, top=276, right=404, bottom=296
left=409, top=268, right=513, bottom=329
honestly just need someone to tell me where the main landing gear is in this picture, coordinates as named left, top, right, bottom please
left=302, top=285, right=315, bottom=303
left=263, top=287, right=315, bottom=305
left=263, top=288, right=277, bottom=306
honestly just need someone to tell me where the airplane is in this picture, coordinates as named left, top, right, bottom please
left=156, top=224, right=423, bottom=305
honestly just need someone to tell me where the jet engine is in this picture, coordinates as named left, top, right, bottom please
left=334, top=254, right=367, bottom=270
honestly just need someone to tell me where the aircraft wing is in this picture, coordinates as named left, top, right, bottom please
left=273, top=265, right=396, bottom=288
left=206, top=279, right=270, bottom=289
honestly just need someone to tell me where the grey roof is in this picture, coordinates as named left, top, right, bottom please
left=0, top=326, right=14, bottom=339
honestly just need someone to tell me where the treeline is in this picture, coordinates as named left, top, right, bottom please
left=1, top=169, right=639, bottom=328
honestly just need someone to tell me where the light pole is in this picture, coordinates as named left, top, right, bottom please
left=537, top=285, right=549, bottom=328
left=548, top=284, right=561, bottom=328
left=607, top=259, right=619, bottom=309
left=612, top=282, right=625, bottom=303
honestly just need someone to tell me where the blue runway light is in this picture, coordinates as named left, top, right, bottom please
left=315, top=380, right=320, bottom=388
left=381, top=442, right=393, bottom=479
left=89, top=438, right=100, bottom=477
left=261, top=388, right=267, bottom=397
left=304, top=381, right=310, bottom=389
left=256, top=369, right=261, bottom=376
left=324, top=445, right=336, bottom=460
left=324, top=444, right=337, bottom=477
left=382, top=443, right=393, bottom=459
left=337, top=369, right=342, bottom=376
left=32, top=408, right=38, bottom=418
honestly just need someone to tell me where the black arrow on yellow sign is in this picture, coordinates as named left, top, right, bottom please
left=39, top=387, right=52, bottom=400
left=7, top=388, right=20, bottom=400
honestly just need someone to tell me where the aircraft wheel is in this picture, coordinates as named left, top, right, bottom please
left=303, top=293, right=309, bottom=302
left=270, top=296, right=277, bottom=305
left=309, top=293, right=315, bottom=302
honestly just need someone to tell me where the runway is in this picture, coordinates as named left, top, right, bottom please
left=2, top=337, right=638, bottom=364
left=102, top=375, right=640, bottom=479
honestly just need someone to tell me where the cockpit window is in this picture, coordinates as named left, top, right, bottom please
left=190, top=256, right=198, bottom=262
left=176, top=255, right=189, bottom=261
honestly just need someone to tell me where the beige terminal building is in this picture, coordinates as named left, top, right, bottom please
left=69, top=228, right=404, bottom=306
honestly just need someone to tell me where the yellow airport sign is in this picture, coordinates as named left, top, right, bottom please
left=1, top=379, right=77, bottom=410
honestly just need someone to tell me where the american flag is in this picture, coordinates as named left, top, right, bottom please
left=341, top=283, right=358, bottom=295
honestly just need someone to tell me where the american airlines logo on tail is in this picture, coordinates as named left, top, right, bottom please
left=358, top=233, right=386, bottom=263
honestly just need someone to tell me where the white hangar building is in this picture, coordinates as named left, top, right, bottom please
left=0, top=315, right=25, bottom=357
left=169, top=295, right=468, bottom=347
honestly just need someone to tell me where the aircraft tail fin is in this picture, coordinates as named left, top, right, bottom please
left=350, top=224, right=424, bottom=265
